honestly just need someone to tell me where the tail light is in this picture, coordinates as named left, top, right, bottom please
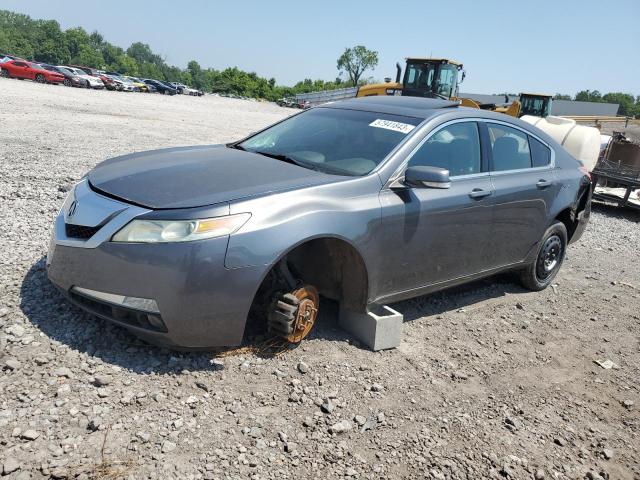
left=578, top=165, right=591, bottom=181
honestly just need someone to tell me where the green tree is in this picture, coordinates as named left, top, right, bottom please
left=553, top=93, right=571, bottom=100
left=574, top=90, right=602, bottom=102
left=602, top=92, right=635, bottom=116
left=337, top=45, right=378, bottom=85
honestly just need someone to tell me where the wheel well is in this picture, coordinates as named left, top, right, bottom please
left=555, top=207, right=577, bottom=241
left=252, top=237, right=369, bottom=315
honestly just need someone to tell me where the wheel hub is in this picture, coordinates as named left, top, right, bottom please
left=268, top=285, right=319, bottom=343
left=536, top=235, right=562, bottom=280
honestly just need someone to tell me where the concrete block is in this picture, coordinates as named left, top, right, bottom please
left=338, top=304, right=403, bottom=351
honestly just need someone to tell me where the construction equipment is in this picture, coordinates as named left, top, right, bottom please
left=591, top=132, right=640, bottom=209
left=354, top=58, right=556, bottom=119
left=356, top=57, right=465, bottom=100
left=521, top=115, right=601, bottom=170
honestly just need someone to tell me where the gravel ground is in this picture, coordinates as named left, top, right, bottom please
left=0, top=79, right=639, bottom=480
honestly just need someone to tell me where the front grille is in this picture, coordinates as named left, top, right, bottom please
left=70, top=291, right=167, bottom=333
left=65, top=223, right=101, bottom=240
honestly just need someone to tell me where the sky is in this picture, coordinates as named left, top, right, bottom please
left=1, top=0, right=639, bottom=96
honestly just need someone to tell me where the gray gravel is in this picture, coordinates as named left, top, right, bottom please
left=1, top=78, right=639, bottom=479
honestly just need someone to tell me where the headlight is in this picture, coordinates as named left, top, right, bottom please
left=111, top=213, right=250, bottom=243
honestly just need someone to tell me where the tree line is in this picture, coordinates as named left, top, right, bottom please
left=2, top=9, right=637, bottom=115
left=0, top=9, right=361, bottom=101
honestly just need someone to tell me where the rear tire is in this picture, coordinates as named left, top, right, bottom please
left=519, top=221, right=567, bottom=291
left=0, top=68, right=9, bottom=78
left=63, top=78, right=72, bottom=87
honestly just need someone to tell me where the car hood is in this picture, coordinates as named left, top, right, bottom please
left=87, top=145, right=339, bottom=209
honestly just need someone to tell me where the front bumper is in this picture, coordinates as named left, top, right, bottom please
left=46, top=180, right=266, bottom=349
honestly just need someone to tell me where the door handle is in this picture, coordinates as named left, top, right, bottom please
left=536, top=179, right=552, bottom=189
left=468, top=188, right=492, bottom=199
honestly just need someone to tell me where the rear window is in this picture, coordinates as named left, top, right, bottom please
left=239, top=108, right=422, bottom=176
left=529, top=136, right=552, bottom=167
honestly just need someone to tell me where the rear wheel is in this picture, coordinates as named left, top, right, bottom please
left=35, top=74, right=46, bottom=83
left=0, top=68, right=9, bottom=78
left=63, top=78, right=72, bottom=87
left=519, top=221, right=567, bottom=291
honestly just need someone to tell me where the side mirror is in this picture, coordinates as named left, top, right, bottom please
left=404, top=166, right=451, bottom=189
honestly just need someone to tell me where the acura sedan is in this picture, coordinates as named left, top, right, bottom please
left=46, top=96, right=592, bottom=349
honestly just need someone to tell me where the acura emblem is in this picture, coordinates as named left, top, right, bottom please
left=68, top=200, right=78, bottom=217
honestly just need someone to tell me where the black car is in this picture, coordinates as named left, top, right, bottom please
left=143, top=79, right=177, bottom=95
left=39, top=64, right=85, bottom=88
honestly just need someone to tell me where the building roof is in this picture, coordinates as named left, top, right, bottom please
left=321, top=96, right=458, bottom=119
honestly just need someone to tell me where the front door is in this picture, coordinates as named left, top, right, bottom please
left=377, top=121, right=495, bottom=296
left=12, top=61, right=30, bottom=79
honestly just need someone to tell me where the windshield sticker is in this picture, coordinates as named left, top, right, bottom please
left=369, top=119, right=416, bottom=134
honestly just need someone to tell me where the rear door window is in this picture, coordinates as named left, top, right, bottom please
left=529, top=136, right=552, bottom=167
left=487, top=123, right=532, bottom=171
left=407, top=122, right=481, bottom=177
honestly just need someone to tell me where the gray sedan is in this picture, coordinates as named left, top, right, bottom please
left=46, top=96, right=592, bottom=349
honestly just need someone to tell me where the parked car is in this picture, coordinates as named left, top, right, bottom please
left=0, top=60, right=65, bottom=84
left=182, top=85, right=203, bottom=96
left=123, top=76, right=148, bottom=92
left=93, top=71, right=118, bottom=91
left=170, top=82, right=184, bottom=94
left=143, top=79, right=177, bottom=95
left=108, top=76, right=135, bottom=92
left=59, top=66, right=104, bottom=89
left=46, top=96, right=592, bottom=349
left=39, top=64, right=85, bottom=88
left=69, top=64, right=100, bottom=77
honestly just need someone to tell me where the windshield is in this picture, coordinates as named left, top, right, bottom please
left=521, top=96, right=551, bottom=117
left=30, top=63, right=44, bottom=70
left=238, top=108, right=421, bottom=176
left=404, top=62, right=436, bottom=91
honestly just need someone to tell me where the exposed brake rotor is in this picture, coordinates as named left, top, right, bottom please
left=268, top=285, right=319, bottom=343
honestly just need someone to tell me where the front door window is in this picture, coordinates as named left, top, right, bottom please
left=408, top=122, right=481, bottom=177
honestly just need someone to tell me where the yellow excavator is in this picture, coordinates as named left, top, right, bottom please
left=356, top=57, right=551, bottom=118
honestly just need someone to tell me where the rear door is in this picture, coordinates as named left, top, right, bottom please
left=378, top=120, right=495, bottom=294
left=484, top=121, right=558, bottom=267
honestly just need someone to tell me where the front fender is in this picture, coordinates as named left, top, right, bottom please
left=225, top=176, right=383, bottom=293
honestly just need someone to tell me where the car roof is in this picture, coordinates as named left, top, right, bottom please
left=320, top=96, right=458, bottom=119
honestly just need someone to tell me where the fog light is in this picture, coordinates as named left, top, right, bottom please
left=71, top=287, right=160, bottom=313
left=122, top=296, right=160, bottom=313
left=146, top=314, right=166, bottom=331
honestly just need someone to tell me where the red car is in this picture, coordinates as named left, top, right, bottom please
left=0, top=60, right=65, bottom=84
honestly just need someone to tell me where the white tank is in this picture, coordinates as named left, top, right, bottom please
left=521, top=115, right=601, bottom=171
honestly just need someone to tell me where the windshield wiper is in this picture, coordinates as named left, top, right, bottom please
left=250, top=150, right=320, bottom=171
